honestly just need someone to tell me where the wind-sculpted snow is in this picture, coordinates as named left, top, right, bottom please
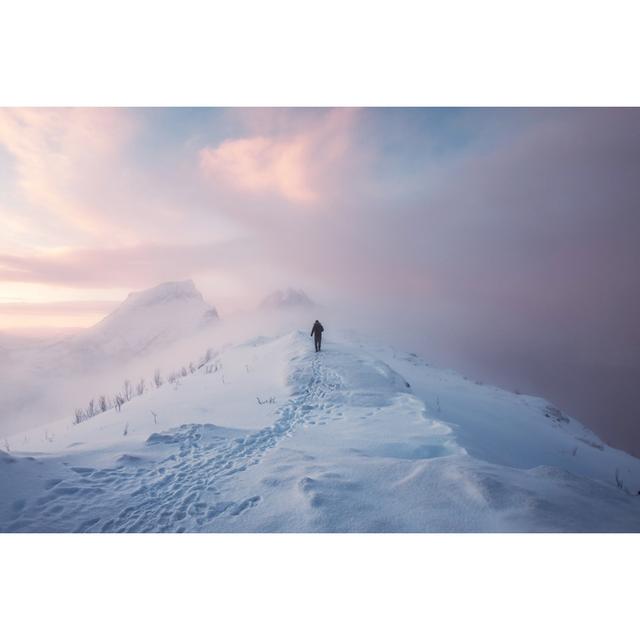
left=2, top=331, right=640, bottom=532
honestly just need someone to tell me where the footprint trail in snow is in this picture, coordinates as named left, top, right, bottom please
left=3, top=350, right=346, bottom=532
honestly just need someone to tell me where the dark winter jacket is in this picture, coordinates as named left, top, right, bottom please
left=310, top=321, right=324, bottom=337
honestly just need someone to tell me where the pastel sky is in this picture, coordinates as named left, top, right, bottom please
left=0, top=107, right=373, bottom=326
left=0, top=107, right=542, bottom=327
left=1, top=108, right=640, bottom=453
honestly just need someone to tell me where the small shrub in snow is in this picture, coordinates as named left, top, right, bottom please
left=114, top=393, right=124, bottom=412
left=66, top=343, right=223, bottom=425
left=199, top=348, right=215, bottom=368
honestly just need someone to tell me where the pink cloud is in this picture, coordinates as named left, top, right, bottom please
left=199, top=109, right=357, bottom=204
left=201, top=135, right=314, bottom=202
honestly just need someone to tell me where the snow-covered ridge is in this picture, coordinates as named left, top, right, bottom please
left=2, top=329, right=640, bottom=532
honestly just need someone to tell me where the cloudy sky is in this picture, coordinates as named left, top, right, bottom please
left=1, top=107, right=639, bottom=452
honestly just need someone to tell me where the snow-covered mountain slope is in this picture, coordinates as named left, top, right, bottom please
left=2, top=330, right=639, bottom=532
left=44, top=280, right=218, bottom=367
left=0, top=281, right=219, bottom=438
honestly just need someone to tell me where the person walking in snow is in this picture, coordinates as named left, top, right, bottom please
left=311, top=320, right=324, bottom=352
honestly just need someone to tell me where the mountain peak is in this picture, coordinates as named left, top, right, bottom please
left=123, top=280, right=203, bottom=309
left=260, top=288, right=314, bottom=310
left=62, top=280, right=218, bottom=362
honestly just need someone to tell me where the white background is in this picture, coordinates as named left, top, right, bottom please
left=1, top=1, right=639, bottom=638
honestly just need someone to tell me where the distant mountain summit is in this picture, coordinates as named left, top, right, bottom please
left=121, top=280, right=212, bottom=310
left=51, top=280, right=218, bottom=365
left=259, top=288, right=314, bottom=310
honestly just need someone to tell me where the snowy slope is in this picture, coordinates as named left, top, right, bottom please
left=1, top=330, right=640, bottom=532
left=0, top=280, right=219, bottom=438
left=43, top=280, right=218, bottom=368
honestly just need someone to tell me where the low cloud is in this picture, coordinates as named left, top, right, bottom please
left=0, top=299, right=117, bottom=316
left=0, top=241, right=248, bottom=288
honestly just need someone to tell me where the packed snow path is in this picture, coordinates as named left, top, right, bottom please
left=2, top=332, right=640, bottom=532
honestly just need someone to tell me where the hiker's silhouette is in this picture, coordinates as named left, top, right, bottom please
left=311, top=320, right=324, bottom=352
